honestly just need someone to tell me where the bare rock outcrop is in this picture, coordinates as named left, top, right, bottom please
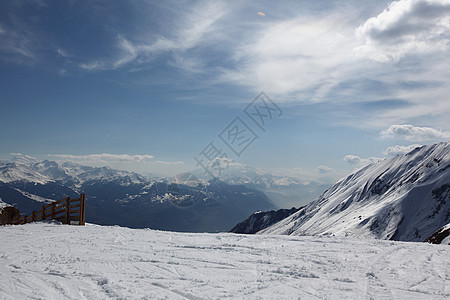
left=0, top=206, right=20, bottom=225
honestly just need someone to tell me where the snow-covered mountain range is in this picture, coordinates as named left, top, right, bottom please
left=188, top=162, right=330, bottom=208
left=0, top=156, right=276, bottom=232
left=0, top=155, right=147, bottom=186
left=260, top=142, right=450, bottom=242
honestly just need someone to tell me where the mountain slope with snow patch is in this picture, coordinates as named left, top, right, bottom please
left=261, top=142, right=450, bottom=242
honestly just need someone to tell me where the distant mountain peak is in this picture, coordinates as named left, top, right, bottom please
left=10, top=153, right=40, bottom=165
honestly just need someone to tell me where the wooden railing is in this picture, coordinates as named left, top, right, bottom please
left=16, top=194, right=86, bottom=226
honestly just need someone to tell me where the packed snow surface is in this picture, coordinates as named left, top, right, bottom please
left=1, top=223, right=449, bottom=299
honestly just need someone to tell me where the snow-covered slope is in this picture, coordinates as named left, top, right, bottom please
left=261, top=142, right=450, bottom=242
left=0, top=223, right=448, bottom=299
left=0, top=162, right=53, bottom=185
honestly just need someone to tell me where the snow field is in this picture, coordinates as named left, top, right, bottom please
left=0, top=223, right=449, bottom=299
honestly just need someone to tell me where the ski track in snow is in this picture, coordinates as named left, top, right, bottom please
left=0, top=223, right=449, bottom=299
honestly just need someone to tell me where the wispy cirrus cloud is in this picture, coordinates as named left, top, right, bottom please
left=0, top=0, right=51, bottom=63
left=80, top=1, right=228, bottom=71
left=0, top=1, right=72, bottom=67
left=80, top=36, right=178, bottom=71
left=0, top=22, right=36, bottom=62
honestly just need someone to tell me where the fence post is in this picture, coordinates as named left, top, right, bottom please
left=32, top=211, right=36, bottom=222
left=79, top=194, right=86, bottom=226
left=14, top=213, right=21, bottom=225
left=51, top=202, right=56, bottom=220
left=65, top=197, right=70, bottom=225
left=42, top=207, right=46, bottom=221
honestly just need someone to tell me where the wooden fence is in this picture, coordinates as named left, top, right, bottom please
left=16, top=194, right=86, bottom=226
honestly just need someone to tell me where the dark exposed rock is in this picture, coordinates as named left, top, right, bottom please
left=230, top=207, right=302, bottom=234
left=0, top=206, right=20, bottom=225
left=425, top=224, right=450, bottom=245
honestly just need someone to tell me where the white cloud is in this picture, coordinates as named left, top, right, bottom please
left=58, top=68, right=67, bottom=76
left=3, top=0, right=450, bottom=132
left=47, top=153, right=186, bottom=166
left=80, top=61, right=103, bottom=71
left=354, top=0, right=450, bottom=62
left=343, top=155, right=382, bottom=168
left=343, top=155, right=363, bottom=165
left=48, top=153, right=154, bottom=162
left=71, top=0, right=450, bottom=132
left=380, top=124, right=450, bottom=141
left=316, top=165, right=333, bottom=174
left=222, top=15, right=357, bottom=97
left=218, top=1, right=450, bottom=130
left=56, top=48, right=71, bottom=58
left=383, top=144, right=423, bottom=155
left=152, top=160, right=184, bottom=165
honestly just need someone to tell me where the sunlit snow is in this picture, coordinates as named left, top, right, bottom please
left=0, top=223, right=448, bottom=299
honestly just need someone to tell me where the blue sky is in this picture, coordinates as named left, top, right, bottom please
left=1, top=0, right=450, bottom=182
